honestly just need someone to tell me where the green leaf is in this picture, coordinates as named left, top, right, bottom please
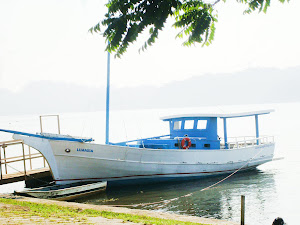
left=88, top=0, right=289, bottom=57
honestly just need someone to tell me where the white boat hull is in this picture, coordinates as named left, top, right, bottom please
left=14, top=134, right=275, bottom=185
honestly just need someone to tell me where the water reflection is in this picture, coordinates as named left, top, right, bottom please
left=75, top=168, right=277, bottom=224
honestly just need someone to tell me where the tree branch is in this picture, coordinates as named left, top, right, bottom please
left=212, top=0, right=222, bottom=6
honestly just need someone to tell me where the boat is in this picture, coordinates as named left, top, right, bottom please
left=14, top=181, right=107, bottom=200
left=0, top=49, right=275, bottom=186
left=0, top=109, right=275, bottom=186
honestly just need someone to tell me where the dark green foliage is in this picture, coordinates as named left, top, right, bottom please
left=89, top=0, right=289, bottom=57
left=240, top=0, right=288, bottom=14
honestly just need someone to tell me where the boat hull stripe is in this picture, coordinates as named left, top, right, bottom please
left=54, top=166, right=256, bottom=182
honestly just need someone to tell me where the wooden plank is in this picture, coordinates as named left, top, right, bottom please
left=3, top=153, right=41, bottom=160
left=0, top=168, right=51, bottom=185
left=0, top=140, right=23, bottom=146
left=1, top=153, right=42, bottom=163
left=2, top=155, right=44, bottom=164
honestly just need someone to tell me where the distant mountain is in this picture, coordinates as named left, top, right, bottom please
left=1, top=66, right=300, bottom=115
left=0, top=82, right=105, bottom=115
left=111, top=66, right=300, bottom=109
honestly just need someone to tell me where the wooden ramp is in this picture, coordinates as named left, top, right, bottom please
left=1, top=167, right=51, bottom=185
left=1, top=140, right=51, bottom=186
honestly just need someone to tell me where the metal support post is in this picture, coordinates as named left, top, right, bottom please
left=255, top=115, right=259, bottom=145
left=21, top=143, right=27, bottom=181
left=2, top=145, right=7, bottom=174
left=223, top=118, right=228, bottom=149
left=39, top=116, right=43, bottom=133
left=241, top=195, right=245, bottom=225
left=0, top=145, right=2, bottom=182
left=28, top=146, right=32, bottom=170
left=57, top=115, right=61, bottom=134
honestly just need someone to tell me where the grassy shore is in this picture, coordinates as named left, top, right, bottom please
left=0, top=197, right=210, bottom=225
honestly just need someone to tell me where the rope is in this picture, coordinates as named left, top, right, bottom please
left=107, top=147, right=266, bottom=208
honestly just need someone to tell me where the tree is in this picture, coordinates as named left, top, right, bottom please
left=90, top=0, right=288, bottom=57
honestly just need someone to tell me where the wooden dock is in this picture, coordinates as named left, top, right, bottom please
left=0, top=167, right=51, bottom=185
left=0, top=139, right=51, bottom=186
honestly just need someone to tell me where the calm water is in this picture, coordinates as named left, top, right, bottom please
left=0, top=103, right=299, bottom=225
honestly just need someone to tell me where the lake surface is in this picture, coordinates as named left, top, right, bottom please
left=0, top=102, right=299, bottom=225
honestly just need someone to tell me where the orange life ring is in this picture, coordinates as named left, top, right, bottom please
left=181, top=137, right=192, bottom=149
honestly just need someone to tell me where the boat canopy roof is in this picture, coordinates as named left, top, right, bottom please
left=161, top=109, right=274, bottom=121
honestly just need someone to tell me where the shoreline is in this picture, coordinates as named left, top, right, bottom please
left=0, top=194, right=239, bottom=225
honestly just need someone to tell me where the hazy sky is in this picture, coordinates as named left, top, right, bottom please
left=0, top=0, right=299, bottom=92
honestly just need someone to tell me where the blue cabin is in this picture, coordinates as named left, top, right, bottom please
left=162, top=116, right=220, bottom=149
left=113, top=110, right=274, bottom=150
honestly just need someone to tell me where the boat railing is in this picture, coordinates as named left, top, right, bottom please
left=224, top=136, right=274, bottom=149
left=111, top=134, right=170, bottom=146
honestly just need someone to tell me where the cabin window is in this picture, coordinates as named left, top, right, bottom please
left=173, top=121, right=182, bottom=130
left=184, top=120, right=194, bottom=129
left=197, top=120, right=207, bottom=129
